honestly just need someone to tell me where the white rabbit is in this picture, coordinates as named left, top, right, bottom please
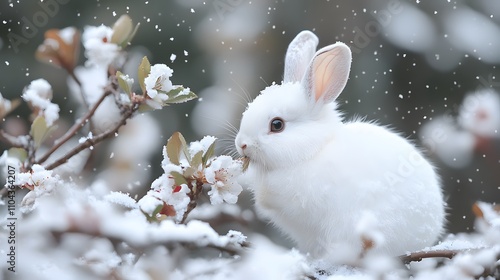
left=235, top=31, right=445, bottom=260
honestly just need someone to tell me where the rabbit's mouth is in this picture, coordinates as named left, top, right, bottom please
left=239, top=156, right=250, bottom=172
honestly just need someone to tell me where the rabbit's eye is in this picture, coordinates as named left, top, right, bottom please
left=270, top=117, right=285, bottom=133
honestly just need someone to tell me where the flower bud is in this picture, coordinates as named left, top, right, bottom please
left=111, top=14, right=139, bottom=47
left=36, top=27, right=80, bottom=71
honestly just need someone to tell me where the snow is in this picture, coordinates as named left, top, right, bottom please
left=16, top=164, right=64, bottom=212
left=137, top=192, right=163, bottom=215
left=58, top=27, right=77, bottom=45
left=144, top=63, right=174, bottom=98
left=188, top=135, right=217, bottom=155
left=82, top=25, right=120, bottom=67
left=21, top=79, right=60, bottom=126
left=69, top=66, right=122, bottom=133
left=2, top=3, right=500, bottom=279
left=78, top=131, right=93, bottom=143
left=105, top=191, right=138, bottom=209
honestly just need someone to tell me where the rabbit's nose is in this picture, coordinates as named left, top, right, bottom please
left=241, top=144, right=247, bottom=150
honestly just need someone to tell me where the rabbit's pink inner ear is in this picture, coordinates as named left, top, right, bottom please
left=312, top=43, right=351, bottom=103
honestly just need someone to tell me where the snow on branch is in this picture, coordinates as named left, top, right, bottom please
left=0, top=13, right=499, bottom=280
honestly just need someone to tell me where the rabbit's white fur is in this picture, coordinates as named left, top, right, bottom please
left=235, top=31, right=445, bottom=259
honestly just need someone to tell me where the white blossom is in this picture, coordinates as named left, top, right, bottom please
left=82, top=25, right=120, bottom=67
left=16, top=164, right=63, bottom=212
left=205, top=155, right=243, bottom=205
left=458, top=89, right=500, bottom=138
left=22, top=79, right=60, bottom=126
left=144, top=64, right=174, bottom=108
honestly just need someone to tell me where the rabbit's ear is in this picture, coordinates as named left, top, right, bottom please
left=303, top=42, right=352, bottom=103
left=283, top=31, right=319, bottom=83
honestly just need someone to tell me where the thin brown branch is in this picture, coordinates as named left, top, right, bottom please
left=68, top=69, right=89, bottom=108
left=36, top=89, right=113, bottom=165
left=399, top=249, right=470, bottom=264
left=180, top=180, right=204, bottom=224
left=44, top=102, right=138, bottom=170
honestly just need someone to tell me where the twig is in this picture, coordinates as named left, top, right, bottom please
left=36, top=88, right=113, bottom=165
left=44, top=102, right=138, bottom=170
left=180, top=180, right=204, bottom=224
left=399, top=249, right=470, bottom=264
left=67, top=68, right=89, bottom=108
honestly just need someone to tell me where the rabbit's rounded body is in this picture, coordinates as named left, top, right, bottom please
left=235, top=31, right=445, bottom=259
left=253, top=113, right=444, bottom=257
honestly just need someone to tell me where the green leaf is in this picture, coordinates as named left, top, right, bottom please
left=152, top=204, right=163, bottom=216
left=191, top=150, right=203, bottom=169
left=143, top=204, right=163, bottom=223
left=116, top=71, right=132, bottom=95
left=161, top=87, right=197, bottom=105
left=202, top=141, right=216, bottom=167
left=126, top=22, right=141, bottom=47
left=178, top=133, right=191, bottom=163
left=138, top=56, right=151, bottom=94
left=170, top=171, right=188, bottom=186
left=137, top=102, right=155, bottom=112
left=30, top=116, right=57, bottom=149
left=111, top=14, right=133, bottom=47
left=8, top=148, right=27, bottom=162
left=166, top=132, right=182, bottom=165
left=183, top=166, right=196, bottom=178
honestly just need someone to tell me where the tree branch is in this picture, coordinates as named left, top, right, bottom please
left=51, top=227, right=249, bottom=257
left=44, top=102, right=138, bottom=170
left=399, top=249, right=473, bottom=264
left=36, top=88, right=113, bottom=165
left=180, top=180, right=204, bottom=224
left=67, top=69, right=89, bottom=108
